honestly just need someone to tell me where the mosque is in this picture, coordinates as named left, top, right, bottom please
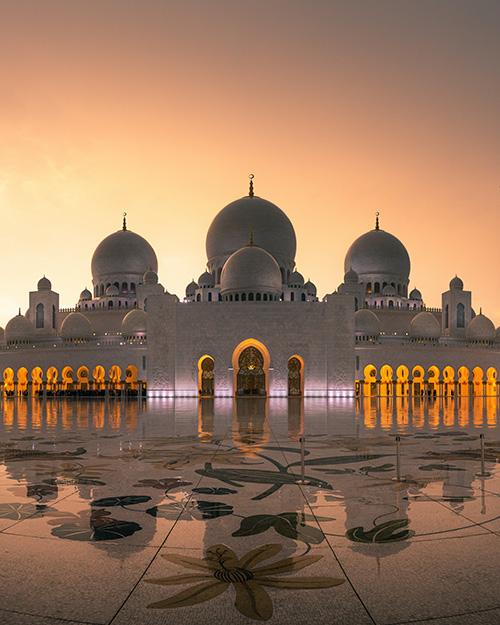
left=0, top=177, right=498, bottom=398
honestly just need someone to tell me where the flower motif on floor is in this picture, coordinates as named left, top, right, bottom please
left=145, top=543, right=344, bottom=620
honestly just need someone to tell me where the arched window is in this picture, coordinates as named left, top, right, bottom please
left=445, top=304, right=449, bottom=329
left=121, top=282, right=128, bottom=292
left=354, top=297, right=359, bottom=311
left=196, top=293, right=201, bottom=302
left=113, top=281, right=119, bottom=290
left=242, top=293, right=247, bottom=301
left=218, top=293, right=222, bottom=301
left=301, top=293, right=306, bottom=301
left=388, top=300, right=394, bottom=308
left=263, top=294, right=268, bottom=301
left=249, top=293, right=254, bottom=301
left=52, top=305, right=56, bottom=329
left=374, top=282, right=380, bottom=294
left=366, top=282, right=372, bottom=295
left=235, top=294, right=239, bottom=301
left=208, top=292, right=212, bottom=302
left=100, top=284, right=105, bottom=296
left=131, top=283, right=136, bottom=293
left=36, top=303, right=44, bottom=328
left=256, top=293, right=261, bottom=301
left=291, top=292, right=295, bottom=302
left=457, top=303, right=465, bottom=328
left=108, top=301, right=113, bottom=308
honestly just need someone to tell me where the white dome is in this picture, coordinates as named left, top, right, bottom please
left=37, top=276, right=51, bottom=291
left=105, top=284, right=119, bottom=296
left=60, top=312, right=93, bottom=340
left=198, top=271, right=215, bottom=288
left=466, top=313, right=495, bottom=341
left=289, top=271, right=304, bottom=287
left=304, top=279, right=317, bottom=296
left=5, top=314, right=35, bottom=344
left=79, top=288, right=92, bottom=301
left=410, top=311, right=441, bottom=339
left=143, top=270, right=158, bottom=285
left=185, top=279, right=198, bottom=297
left=91, top=227, right=158, bottom=285
left=409, top=287, right=422, bottom=300
left=449, top=275, right=464, bottom=291
left=206, top=194, right=296, bottom=275
left=220, top=244, right=282, bottom=296
left=354, top=309, right=381, bottom=336
left=122, top=309, right=147, bottom=337
left=344, top=227, right=410, bottom=284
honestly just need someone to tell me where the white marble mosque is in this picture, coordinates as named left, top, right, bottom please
left=0, top=177, right=498, bottom=398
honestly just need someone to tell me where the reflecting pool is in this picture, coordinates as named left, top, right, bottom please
left=1, top=397, right=500, bottom=625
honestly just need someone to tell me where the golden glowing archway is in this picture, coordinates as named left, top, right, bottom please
left=427, top=366, right=440, bottom=395
left=380, top=364, right=393, bottom=397
left=17, top=367, right=28, bottom=395
left=61, top=366, right=74, bottom=392
left=109, top=365, right=122, bottom=391
left=46, top=367, right=58, bottom=392
left=198, top=355, right=215, bottom=397
left=412, top=365, right=425, bottom=396
left=458, top=366, right=469, bottom=397
left=473, top=366, right=484, bottom=396
left=77, top=366, right=90, bottom=391
left=93, top=365, right=105, bottom=391
left=232, top=338, right=270, bottom=397
left=396, top=364, right=409, bottom=396
left=125, top=364, right=139, bottom=391
left=288, top=354, right=304, bottom=396
left=486, top=367, right=498, bottom=397
left=3, top=368, right=14, bottom=396
left=443, top=366, right=455, bottom=397
left=31, top=367, right=43, bottom=395
left=363, top=364, right=377, bottom=396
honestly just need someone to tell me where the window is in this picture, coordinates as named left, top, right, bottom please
left=445, top=304, right=449, bottom=329
left=256, top=293, right=261, bottom=301
left=457, top=303, right=465, bottom=328
left=374, top=282, right=380, bottom=294
left=263, top=294, right=268, bottom=301
left=36, top=303, right=44, bottom=328
left=235, top=294, right=239, bottom=301
left=242, top=293, right=247, bottom=301
left=208, top=292, right=212, bottom=302
left=301, top=293, right=306, bottom=301
left=366, top=282, right=372, bottom=295
left=52, top=305, right=56, bottom=329
left=249, top=293, right=254, bottom=301
left=291, top=292, right=295, bottom=302
left=388, top=300, right=394, bottom=308
left=122, top=282, right=128, bottom=292
left=131, top=283, right=136, bottom=293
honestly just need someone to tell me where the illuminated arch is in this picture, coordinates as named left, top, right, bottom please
left=427, top=366, right=440, bottom=396
left=486, top=367, right=497, bottom=397
left=17, top=367, right=28, bottom=395
left=412, top=365, right=425, bottom=396
left=61, top=366, right=75, bottom=392
left=363, top=364, right=377, bottom=396
left=288, top=354, right=304, bottom=396
left=46, top=367, right=58, bottom=393
left=472, top=366, right=484, bottom=396
left=125, top=364, right=139, bottom=392
left=109, top=365, right=122, bottom=391
left=380, top=364, right=393, bottom=397
left=77, top=366, right=90, bottom=391
left=457, top=366, right=469, bottom=397
left=3, top=368, right=14, bottom=396
left=396, top=365, right=409, bottom=397
left=197, top=355, right=214, bottom=397
left=93, top=365, right=105, bottom=392
left=232, top=338, right=270, bottom=397
left=443, top=366, right=455, bottom=397
left=31, top=367, right=43, bottom=395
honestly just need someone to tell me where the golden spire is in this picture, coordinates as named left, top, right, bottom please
left=375, top=211, right=380, bottom=230
left=249, top=173, right=254, bottom=198
left=248, top=230, right=254, bottom=246
left=123, top=212, right=127, bottom=231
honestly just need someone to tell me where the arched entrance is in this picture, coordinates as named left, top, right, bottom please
left=236, top=346, right=266, bottom=396
left=198, top=356, right=215, bottom=397
left=287, top=356, right=303, bottom=396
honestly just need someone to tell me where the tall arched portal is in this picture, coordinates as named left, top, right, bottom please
left=236, top=346, right=266, bottom=396
left=288, top=356, right=303, bottom=396
left=198, top=356, right=215, bottom=397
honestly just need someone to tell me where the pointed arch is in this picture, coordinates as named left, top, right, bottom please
left=232, top=338, right=270, bottom=397
left=288, top=354, right=304, bottom=396
left=198, top=355, right=215, bottom=397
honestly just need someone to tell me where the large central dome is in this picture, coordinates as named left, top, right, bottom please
left=91, top=227, right=158, bottom=286
left=206, top=194, right=297, bottom=280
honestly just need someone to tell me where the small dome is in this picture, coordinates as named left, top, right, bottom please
left=60, top=312, right=92, bottom=340
left=143, top=270, right=158, bottom=285
left=185, top=279, right=198, bottom=298
left=344, top=267, right=359, bottom=284
left=91, top=228, right=158, bottom=284
left=410, top=311, right=441, bottom=339
left=354, top=309, right=381, bottom=336
left=449, top=275, right=464, bottom=291
left=289, top=271, right=304, bottom=287
left=105, top=284, right=119, bottom=296
left=382, top=284, right=396, bottom=296
left=79, top=288, right=92, bottom=301
left=198, top=271, right=215, bottom=288
left=37, top=276, right=51, bottom=291
left=304, top=279, right=317, bottom=296
left=409, top=287, right=422, bottom=300
left=5, top=314, right=35, bottom=344
left=466, top=313, right=495, bottom=341
left=206, top=194, right=296, bottom=272
left=220, top=244, right=282, bottom=296
left=122, top=309, right=147, bottom=337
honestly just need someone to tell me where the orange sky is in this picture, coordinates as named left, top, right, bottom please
left=0, top=0, right=499, bottom=326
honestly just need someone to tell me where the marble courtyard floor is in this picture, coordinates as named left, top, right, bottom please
left=1, top=396, right=500, bottom=625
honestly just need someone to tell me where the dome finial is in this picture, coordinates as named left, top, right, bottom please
left=375, top=211, right=380, bottom=230
left=248, top=229, right=254, bottom=246
left=248, top=173, right=254, bottom=198
left=18, top=307, right=21, bottom=316
left=122, top=212, right=127, bottom=231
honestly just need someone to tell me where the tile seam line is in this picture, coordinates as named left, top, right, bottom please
left=106, top=427, right=230, bottom=625
left=385, top=601, right=500, bottom=624
left=269, top=426, right=378, bottom=625
left=0, top=605, right=102, bottom=625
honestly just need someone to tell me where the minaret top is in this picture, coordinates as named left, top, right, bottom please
left=122, top=212, right=127, bottom=231
left=249, top=173, right=254, bottom=198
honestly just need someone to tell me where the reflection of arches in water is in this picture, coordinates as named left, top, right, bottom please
left=363, top=364, right=377, bottom=396
left=61, top=366, right=74, bottom=392
left=234, top=343, right=268, bottom=397
left=198, top=356, right=214, bottom=397
left=17, top=367, right=28, bottom=395
left=486, top=367, right=497, bottom=396
left=232, top=397, right=269, bottom=451
left=287, top=397, right=304, bottom=439
left=287, top=355, right=303, bottom=396
left=31, top=367, right=43, bottom=395
left=198, top=398, right=215, bottom=441
left=472, top=367, right=484, bottom=396
left=380, top=364, right=393, bottom=397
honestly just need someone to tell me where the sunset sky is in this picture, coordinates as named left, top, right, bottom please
left=0, top=0, right=499, bottom=326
